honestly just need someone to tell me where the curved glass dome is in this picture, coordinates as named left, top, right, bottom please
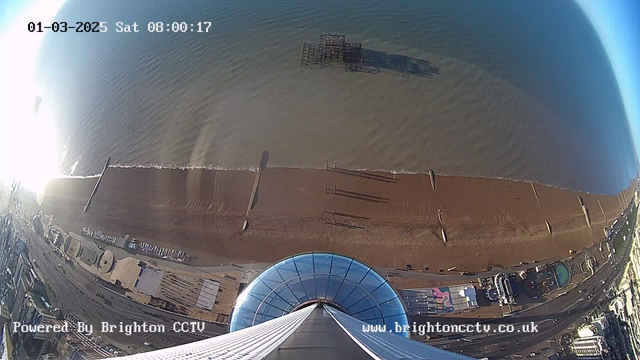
left=230, top=252, right=410, bottom=337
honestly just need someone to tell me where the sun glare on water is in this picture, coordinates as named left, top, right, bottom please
left=0, top=0, right=67, bottom=198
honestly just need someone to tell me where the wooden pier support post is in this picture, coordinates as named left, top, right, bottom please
left=582, top=205, right=591, bottom=228
left=243, top=151, right=268, bottom=230
left=84, top=157, right=111, bottom=212
left=429, top=170, right=436, bottom=190
left=545, top=219, right=552, bottom=235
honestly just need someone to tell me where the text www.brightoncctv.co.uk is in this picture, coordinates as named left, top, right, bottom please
left=363, top=322, right=539, bottom=336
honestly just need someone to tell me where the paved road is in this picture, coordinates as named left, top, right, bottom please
left=11, top=201, right=634, bottom=357
left=16, top=221, right=228, bottom=353
left=415, top=206, right=636, bottom=359
left=441, top=260, right=623, bottom=358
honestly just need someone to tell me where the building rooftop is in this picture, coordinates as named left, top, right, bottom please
left=109, top=258, right=142, bottom=290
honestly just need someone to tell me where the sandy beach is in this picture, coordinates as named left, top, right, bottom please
left=39, top=167, right=636, bottom=272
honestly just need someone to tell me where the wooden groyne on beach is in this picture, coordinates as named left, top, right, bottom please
left=429, top=170, right=436, bottom=190
left=40, top=159, right=636, bottom=272
left=578, top=196, right=591, bottom=228
left=84, top=157, right=111, bottom=212
left=243, top=151, right=268, bottom=230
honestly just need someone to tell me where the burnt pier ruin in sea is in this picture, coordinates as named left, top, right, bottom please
left=300, top=33, right=363, bottom=71
left=300, top=33, right=439, bottom=77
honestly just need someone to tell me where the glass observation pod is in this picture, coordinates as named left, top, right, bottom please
left=230, top=252, right=411, bottom=338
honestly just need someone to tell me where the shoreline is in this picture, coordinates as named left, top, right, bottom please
left=60, top=163, right=632, bottom=196
left=37, top=166, right=637, bottom=272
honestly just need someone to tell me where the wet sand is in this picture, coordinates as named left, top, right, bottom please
left=39, top=167, right=636, bottom=272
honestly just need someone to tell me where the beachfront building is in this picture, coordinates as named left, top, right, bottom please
left=56, top=314, right=115, bottom=359
left=609, top=209, right=640, bottom=358
left=10, top=292, right=60, bottom=359
left=401, top=285, right=479, bottom=315
left=1, top=324, right=13, bottom=360
left=570, top=336, right=610, bottom=359
left=108, top=252, right=474, bottom=360
left=494, top=273, right=516, bottom=306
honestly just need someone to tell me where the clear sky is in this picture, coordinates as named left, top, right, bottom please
left=576, top=0, right=640, bottom=168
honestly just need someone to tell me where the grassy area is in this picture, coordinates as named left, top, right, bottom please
left=613, top=204, right=637, bottom=254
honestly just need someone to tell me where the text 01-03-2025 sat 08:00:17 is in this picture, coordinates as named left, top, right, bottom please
left=27, top=21, right=212, bottom=33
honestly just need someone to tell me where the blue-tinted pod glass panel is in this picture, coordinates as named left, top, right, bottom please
left=314, top=274, right=331, bottom=299
left=313, top=253, right=334, bottom=274
left=330, top=255, right=352, bottom=277
left=230, top=253, right=409, bottom=338
left=275, top=258, right=300, bottom=281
